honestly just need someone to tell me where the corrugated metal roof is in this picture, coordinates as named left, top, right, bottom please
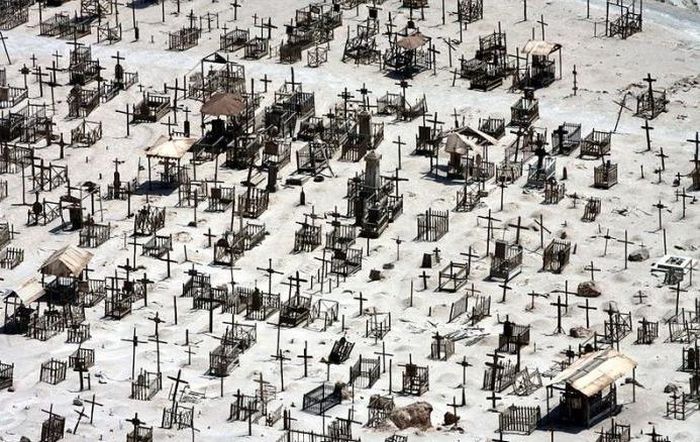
left=522, top=40, right=561, bottom=56
left=453, top=125, right=499, bottom=146
left=550, top=348, right=637, bottom=397
left=40, top=245, right=93, bottom=277
left=6, top=277, right=44, bottom=304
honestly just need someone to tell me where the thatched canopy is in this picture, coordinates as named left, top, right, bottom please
left=40, top=245, right=93, bottom=277
left=397, top=32, right=429, bottom=50
left=201, top=92, right=247, bottom=117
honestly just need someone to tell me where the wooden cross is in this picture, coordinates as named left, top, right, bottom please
left=507, top=216, right=529, bottom=245
left=185, top=344, right=196, bottom=366
left=526, top=290, right=546, bottom=311
left=0, top=31, right=11, bottom=65
left=115, top=104, right=133, bottom=137
left=537, top=14, right=548, bottom=39
left=32, top=66, right=47, bottom=97
left=478, top=210, right=501, bottom=255
left=687, top=131, right=700, bottom=158
left=126, top=413, right=146, bottom=436
left=418, top=270, right=431, bottom=290
left=598, top=228, right=615, bottom=257
left=584, top=261, right=601, bottom=281
left=337, top=87, right=355, bottom=119
left=356, top=82, right=372, bottom=109
left=381, top=168, right=408, bottom=198
left=498, top=278, right=512, bottom=303
left=282, top=271, right=308, bottom=297
left=617, top=230, right=634, bottom=269
left=260, top=74, right=272, bottom=93
left=393, top=136, right=405, bottom=170
left=485, top=351, right=504, bottom=408
left=73, top=407, right=87, bottom=435
left=572, top=64, right=578, bottom=96
left=550, top=295, right=566, bottom=334
left=671, top=282, right=688, bottom=315
left=578, top=299, right=597, bottom=328
left=296, top=341, right=313, bottom=378
left=271, top=349, right=291, bottom=391
left=353, top=292, right=367, bottom=316
left=118, top=258, right=136, bottom=283
left=148, top=313, right=167, bottom=375
left=166, top=369, right=189, bottom=413
left=552, top=125, right=569, bottom=154
left=83, top=394, right=102, bottom=424
left=257, top=258, right=282, bottom=295
left=633, top=290, right=648, bottom=305
left=121, top=328, right=147, bottom=379
left=656, top=147, right=668, bottom=176
left=653, top=200, right=667, bottom=230
left=160, top=249, right=176, bottom=279
left=428, top=43, right=440, bottom=76
left=373, top=341, right=393, bottom=373
left=456, top=356, right=472, bottom=404
left=446, top=396, right=460, bottom=421
left=231, top=0, right=241, bottom=20
left=643, top=73, right=657, bottom=116
left=641, top=119, right=654, bottom=151
left=676, top=188, right=695, bottom=219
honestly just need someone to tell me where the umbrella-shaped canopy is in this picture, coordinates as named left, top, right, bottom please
left=146, top=136, right=196, bottom=159
left=397, top=32, right=429, bottom=50
left=201, top=92, right=247, bottom=117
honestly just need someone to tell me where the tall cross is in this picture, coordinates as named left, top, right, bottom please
left=641, top=119, right=654, bottom=151
left=550, top=295, right=566, bottom=334
left=393, top=136, right=405, bottom=169
left=257, top=258, right=282, bottom=295
left=578, top=299, right=597, bottom=328
left=507, top=216, right=529, bottom=245
left=83, top=394, right=103, bottom=425
left=271, top=349, right=291, bottom=391
left=643, top=73, right=657, bottom=116
left=653, top=200, right=667, bottom=230
left=373, top=341, right=393, bottom=373
left=617, top=230, right=634, bottom=269
left=478, top=210, right=501, bottom=255
left=121, top=328, right=147, bottom=379
left=456, top=356, right=472, bottom=405
left=166, top=369, right=189, bottom=414
left=296, top=341, right=312, bottom=378
left=537, top=14, right=548, bottom=39
left=584, top=261, right=601, bottom=281
left=148, top=312, right=167, bottom=374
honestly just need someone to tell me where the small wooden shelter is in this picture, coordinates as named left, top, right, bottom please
left=145, top=136, right=195, bottom=189
left=546, top=349, right=637, bottom=427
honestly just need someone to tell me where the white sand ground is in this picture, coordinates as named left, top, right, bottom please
left=0, top=0, right=699, bottom=441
